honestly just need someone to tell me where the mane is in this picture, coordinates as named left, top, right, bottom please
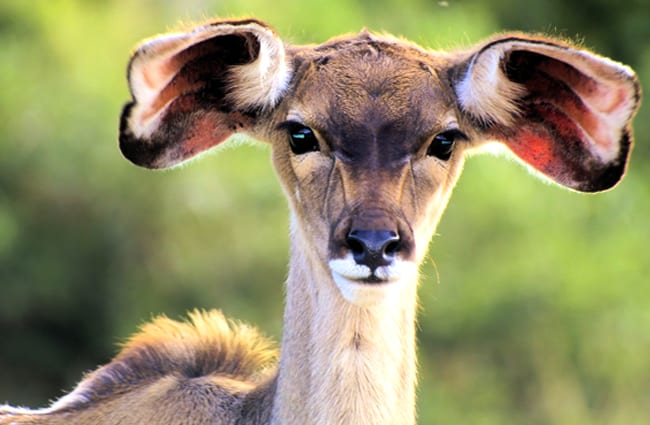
left=46, top=310, right=278, bottom=412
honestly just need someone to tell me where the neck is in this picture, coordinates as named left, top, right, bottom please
left=270, top=227, right=419, bottom=425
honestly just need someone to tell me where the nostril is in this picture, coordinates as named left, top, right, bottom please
left=346, top=235, right=366, bottom=260
left=384, top=239, right=401, bottom=257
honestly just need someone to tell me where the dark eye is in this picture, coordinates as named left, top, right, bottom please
left=426, top=130, right=465, bottom=161
left=287, top=123, right=320, bottom=155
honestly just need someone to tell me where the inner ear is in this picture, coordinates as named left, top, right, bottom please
left=137, top=33, right=259, bottom=121
left=505, top=49, right=630, bottom=160
left=119, top=20, right=291, bottom=170
left=453, top=36, right=640, bottom=192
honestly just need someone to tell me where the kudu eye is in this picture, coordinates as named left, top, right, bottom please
left=286, top=123, right=320, bottom=155
left=426, top=130, right=465, bottom=161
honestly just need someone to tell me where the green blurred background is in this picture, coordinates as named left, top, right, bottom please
left=1, top=0, right=648, bottom=423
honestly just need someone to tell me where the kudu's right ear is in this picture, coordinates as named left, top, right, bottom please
left=119, top=19, right=291, bottom=169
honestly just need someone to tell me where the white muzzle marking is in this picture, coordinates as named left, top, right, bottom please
left=329, top=255, right=417, bottom=306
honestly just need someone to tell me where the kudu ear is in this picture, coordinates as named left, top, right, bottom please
left=451, top=35, right=640, bottom=192
left=119, top=19, right=291, bottom=169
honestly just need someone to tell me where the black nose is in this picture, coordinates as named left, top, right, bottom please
left=346, top=229, right=401, bottom=270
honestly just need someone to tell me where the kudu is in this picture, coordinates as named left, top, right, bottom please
left=0, top=18, right=640, bottom=425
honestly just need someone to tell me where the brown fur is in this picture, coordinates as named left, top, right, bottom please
left=1, top=311, right=276, bottom=424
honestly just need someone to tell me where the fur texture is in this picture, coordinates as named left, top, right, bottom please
left=0, top=311, right=276, bottom=424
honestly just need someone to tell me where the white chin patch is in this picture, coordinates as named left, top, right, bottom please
left=329, top=256, right=417, bottom=307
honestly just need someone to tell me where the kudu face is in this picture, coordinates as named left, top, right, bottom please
left=269, top=41, right=467, bottom=304
left=118, top=19, right=639, bottom=306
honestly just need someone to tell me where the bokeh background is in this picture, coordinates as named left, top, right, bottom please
left=1, top=0, right=648, bottom=423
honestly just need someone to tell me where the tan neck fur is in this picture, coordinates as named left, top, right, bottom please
left=270, top=222, right=418, bottom=425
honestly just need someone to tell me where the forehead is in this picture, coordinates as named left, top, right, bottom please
left=289, top=33, right=455, bottom=149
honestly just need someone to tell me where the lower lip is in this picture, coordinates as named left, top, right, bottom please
left=331, top=272, right=402, bottom=306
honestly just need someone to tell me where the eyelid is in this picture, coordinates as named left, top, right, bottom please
left=276, top=120, right=305, bottom=131
left=439, top=128, right=468, bottom=141
left=277, top=110, right=307, bottom=129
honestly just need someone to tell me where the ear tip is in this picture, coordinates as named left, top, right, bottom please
left=576, top=131, right=634, bottom=193
left=118, top=102, right=164, bottom=169
left=119, top=135, right=162, bottom=169
left=575, top=168, right=625, bottom=192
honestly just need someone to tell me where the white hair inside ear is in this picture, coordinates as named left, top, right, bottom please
left=227, top=24, right=293, bottom=111
left=454, top=44, right=527, bottom=127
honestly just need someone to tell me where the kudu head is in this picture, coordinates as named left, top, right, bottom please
left=119, top=19, right=639, bottom=306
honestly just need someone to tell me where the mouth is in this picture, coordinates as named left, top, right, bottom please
left=329, top=255, right=416, bottom=306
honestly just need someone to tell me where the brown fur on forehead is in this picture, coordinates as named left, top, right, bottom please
left=306, top=34, right=446, bottom=108
left=291, top=34, right=456, bottom=160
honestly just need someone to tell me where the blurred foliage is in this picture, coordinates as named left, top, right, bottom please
left=0, top=0, right=648, bottom=423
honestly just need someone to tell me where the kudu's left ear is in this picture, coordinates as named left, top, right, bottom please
left=451, top=35, right=641, bottom=192
left=119, top=19, right=291, bottom=169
